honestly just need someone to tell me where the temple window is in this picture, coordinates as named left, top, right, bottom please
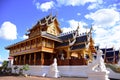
left=46, top=39, right=53, bottom=48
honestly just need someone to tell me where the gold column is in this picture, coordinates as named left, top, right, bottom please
left=30, top=40, right=31, bottom=49
left=67, top=48, right=70, bottom=59
left=41, top=52, right=44, bottom=65
left=78, top=53, right=80, bottom=59
left=16, top=56, right=18, bottom=65
left=25, top=42, right=26, bottom=50
left=29, top=54, right=31, bottom=65
left=34, top=53, right=36, bottom=65
left=24, top=54, right=26, bottom=65
left=19, top=56, right=21, bottom=65
left=35, top=38, right=37, bottom=48
left=20, top=44, right=21, bottom=52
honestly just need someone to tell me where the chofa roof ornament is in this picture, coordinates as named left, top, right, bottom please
left=69, top=23, right=79, bottom=46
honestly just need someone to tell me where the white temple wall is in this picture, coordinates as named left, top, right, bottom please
left=11, top=65, right=120, bottom=79
left=12, top=65, right=49, bottom=76
left=107, top=68, right=120, bottom=79
left=12, top=65, right=89, bottom=77
left=58, top=66, right=88, bottom=77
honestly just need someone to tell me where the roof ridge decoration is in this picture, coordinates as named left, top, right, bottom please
left=59, top=30, right=75, bottom=37
left=39, top=13, right=56, bottom=26
left=88, top=24, right=94, bottom=38
left=69, top=23, right=79, bottom=46
left=77, top=32, right=87, bottom=37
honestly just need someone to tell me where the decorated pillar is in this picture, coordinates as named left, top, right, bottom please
left=34, top=53, right=36, bottom=65
left=19, top=55, right=21, bottom=65
left=30, top=40, right=31, bottom=49
left=16, top=56, right=18, bottom=65
left=41, top=52, right=44, bottom=65
left=29, top=54, right=31, bottom=65
left=24, top=54, right=26, bottom=65
left=67, top=47, right=70, bottom=59
left=78, top=52, right=81, bottom=59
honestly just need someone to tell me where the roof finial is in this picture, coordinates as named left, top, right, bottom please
left=55, top=11, right=58, bottom=17
left=77, top=22, right=80, bottom=30
left=50, top=10, right=52, bottom=16
left=86, top=26, right=88, bottom=34
left=112, top=45, right=114, bottom=50
left=88, top=24, right=94, bottom=36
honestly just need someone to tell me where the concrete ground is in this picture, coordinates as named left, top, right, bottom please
left=0, top=76, right=87, bottom=80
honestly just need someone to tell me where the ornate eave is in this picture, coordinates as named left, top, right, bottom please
left=41, top=31, right=62, bottom=43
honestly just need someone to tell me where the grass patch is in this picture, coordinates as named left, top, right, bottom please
left=106, top=64, right=120, bottom=73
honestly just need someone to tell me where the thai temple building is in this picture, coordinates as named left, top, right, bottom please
left=5, top=14, right=120, bottom=79
left=5, top=14, right=119, bottom=66
left=5, top=14, right=96, bottom=66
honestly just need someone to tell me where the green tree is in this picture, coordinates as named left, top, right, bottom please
left=2, top=60, right=8, bottom=73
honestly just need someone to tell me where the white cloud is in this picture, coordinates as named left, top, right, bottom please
left=22, top=34, right=28, bottom=39
left=35, top=1, right=55, bottom=12
left=85, top=8, right=120, bottom=49
left=56, top=0, right=103, bottom=6
left=85, top=9, right=120, bottom=27
left=0, top=21, right=17, bottom=40
left=87, top=0, right=103, bottom=10
left=87, top=3, right=98, bottom=10
left=34, top=0, right=103, bottom=11
left=62, top=19, right=88, bottom=34
left=94, top=24, right=120, bottom=49
left=77, top=13, right=81, bottom=16
left=108, top=3, right=120, bottom=10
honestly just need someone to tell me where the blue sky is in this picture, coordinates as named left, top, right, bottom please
left=0, top=0, right=120, bottom=61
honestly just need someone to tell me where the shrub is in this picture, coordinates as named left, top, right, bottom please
left=106, top=63, right=120, bottom=73
left=18, top=64, right=29, bottom=76
left=14, top=66, right=18, bottom=74
left=22, top=64, right=29, bottom=71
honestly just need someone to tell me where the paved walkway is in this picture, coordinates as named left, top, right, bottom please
left=0, top=76, right=87, bottom=80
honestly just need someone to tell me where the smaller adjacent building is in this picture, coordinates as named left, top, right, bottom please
left=95, top=46, right=120, bottom=64
left=101, top=47, right=119, bottom=64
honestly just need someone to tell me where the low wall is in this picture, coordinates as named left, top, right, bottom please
left=12, top=65, right=88, bottom=77
left=58, top=66, right=88, bottom=77
left=12, top=65, right=49, bottom=76
left=107, top=68, right=120, bottom=79
left=12, top=65, right=120, bottom=79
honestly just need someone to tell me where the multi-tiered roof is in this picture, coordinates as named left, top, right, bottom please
left=95, top=46, right=120, bottom=64
left=101, top=47, right=119, bottom=64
